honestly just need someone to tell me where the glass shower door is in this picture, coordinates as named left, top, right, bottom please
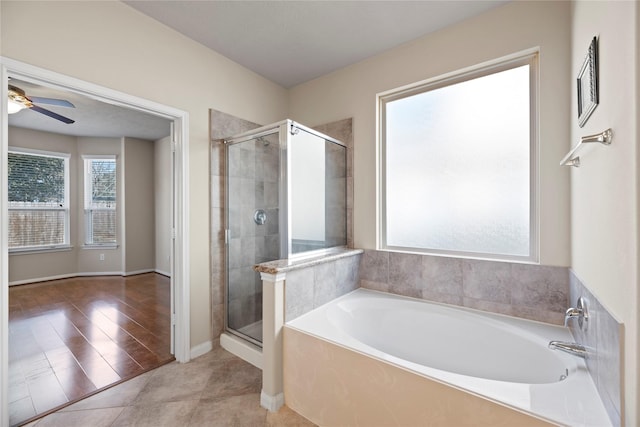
left=225, top=132, right=280, bottom=346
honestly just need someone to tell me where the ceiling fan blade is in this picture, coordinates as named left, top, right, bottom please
left=29, top=105, right=75, bottom=124
left=29, top=96, right=75, bottom=108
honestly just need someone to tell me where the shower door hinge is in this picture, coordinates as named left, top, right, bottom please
left=171, top=313, right=176, bottom=326
left=224, top=229, right=230, bottom=244
left=172, top=228, right=176, bottom=239
left=171, top=140, right=177, bottom=153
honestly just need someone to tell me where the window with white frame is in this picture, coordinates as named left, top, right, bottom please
left=8, top=148, right=70, bottom=251
left=84, top=156, right=117, bottom=245
left=379, top=54, right=537, bottom=261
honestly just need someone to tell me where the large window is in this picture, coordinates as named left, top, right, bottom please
left=379, top=54, right=537, bottom=261
left=84, top=156, right=117, bottom=245
left=8, top=148, right=70, bottom=251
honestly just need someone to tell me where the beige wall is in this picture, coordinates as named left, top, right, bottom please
left=155, top=136, right=172, bottom=276
left=570, top=1, right=638, bottom=425
left=288, top=1, right=572, bottom=267
left=0, top=0, right=289, bottom=347
left=123, top=137, right=155, bottom=275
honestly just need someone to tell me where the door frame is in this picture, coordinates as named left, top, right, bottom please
left=0, top=57, right=191, bottom=427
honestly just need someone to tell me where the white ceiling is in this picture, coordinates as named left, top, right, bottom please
left=125, top=0, right=509, bottom=88
left=7, top=78, right=172, bottom=141
left=8, top=0, right=508, bottom=139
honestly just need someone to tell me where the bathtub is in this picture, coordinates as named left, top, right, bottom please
left=284, top=289, right=612, bottom=426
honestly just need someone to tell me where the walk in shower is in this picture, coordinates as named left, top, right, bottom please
left=223, top=120, right=347, bottom=346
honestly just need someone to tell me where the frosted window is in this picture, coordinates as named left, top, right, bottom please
left=383, top=63, right=533, bottom=258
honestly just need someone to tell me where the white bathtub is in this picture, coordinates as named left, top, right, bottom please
left=286, top=289, right=612, bottom=427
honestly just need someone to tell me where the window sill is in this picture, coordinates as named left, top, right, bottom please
left=379, top=246, right=539, bottom=265
left=82, top=244, right=119, bottom=250
left=9, top=245, right=73, bottom=256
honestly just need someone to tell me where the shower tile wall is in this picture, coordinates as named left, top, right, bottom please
left=569, top=270, right=623, bottom=427
left=359, top=250, right=569, bottom=325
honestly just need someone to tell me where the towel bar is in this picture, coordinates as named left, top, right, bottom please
left=560, top=128, right=612, bottom=167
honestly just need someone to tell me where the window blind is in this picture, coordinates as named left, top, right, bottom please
left=8, top=150, right=69, bottom=249
left=84, top=157, right=116, bottom=245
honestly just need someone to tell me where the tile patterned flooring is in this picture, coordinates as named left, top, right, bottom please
left=23, top=346, right=316, bottom=427
left=9, top=274, right=174, bottom=426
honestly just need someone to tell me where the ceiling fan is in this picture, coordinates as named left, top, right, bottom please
left=8, top=84, right=75, bottom=124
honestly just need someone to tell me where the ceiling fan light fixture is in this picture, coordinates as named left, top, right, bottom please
left=7, top=99, right=26, bottom=114
left=7, top=84, right=75, bottom=123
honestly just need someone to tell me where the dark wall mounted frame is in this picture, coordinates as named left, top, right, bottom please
left=577, top=36, right=599, bottom=128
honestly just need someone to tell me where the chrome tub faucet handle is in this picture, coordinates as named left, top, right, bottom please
left=564, top=297, right=589, bottom=329
left=564, top=306, right=583, bottom=326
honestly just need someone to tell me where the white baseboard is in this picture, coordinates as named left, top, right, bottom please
left=155, top=269, right=171, bottom=278
left=123, top=269, right=155, bottom=277
left=10, top=271, right=120, bottom=286
left=9, top=273, right=77, bottom=286
left=190, top=340, right=213, bottom=360
left=77, top=271, right=124, bottom=277
left=260, top=390, right=284, bottom=412
left=9, top=270, right=160, bottom=286
left=220, top=332, right=263, bottom=369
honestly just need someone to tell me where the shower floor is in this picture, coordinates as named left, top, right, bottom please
left=237, top=320, right=263, bottom=343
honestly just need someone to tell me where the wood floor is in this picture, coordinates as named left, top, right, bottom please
left=8, top=273, right=174, bottom=427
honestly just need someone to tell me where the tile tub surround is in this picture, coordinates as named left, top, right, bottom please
left=569, top=270, right=624, bottom=427
left=255, top=248, right=363, bottom=322
left=359, top=250, right=570, bottom=325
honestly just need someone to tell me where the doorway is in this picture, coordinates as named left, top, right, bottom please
left=1, top=58, right=190, bottom=427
